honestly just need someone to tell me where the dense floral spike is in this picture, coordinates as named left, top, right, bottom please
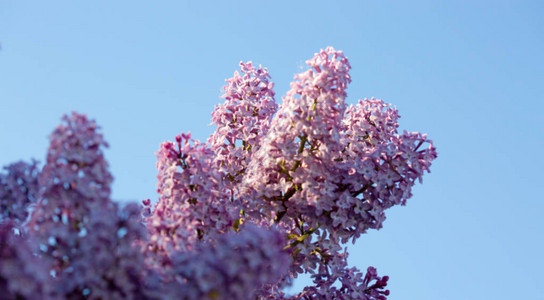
left=0, top=160, right=40, bottom=225
left=27, top=112, right=113, bottom=274
left=209, top=62, right=277, bottom=188
left=24, top=113, right=162, bottom=299
left=338, top=99, right=437, bottom=239
left=242, top=47, right=351, bottom=224
left=0, top=222, right=57, bottom=299
left=237, top=48, right=355, bottom=284
left=168, top=224, right=290, bottom=300
left=143, top=133, right=238, bottom=266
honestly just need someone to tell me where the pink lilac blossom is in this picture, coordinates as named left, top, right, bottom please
left=338, top=99, right=436, bottom=240
left=0, top=160, right=40, bottom=225
left=208, top=61, right=277, bottom=196
left=237, top=48, right=358, bottom=287
left=241, top=47, right=351, bottom=226
left=142, top=133, right=239, bottom=267
left=293, top=247, right=389, bottom=300
left=297, top=266, right=389, bottom=300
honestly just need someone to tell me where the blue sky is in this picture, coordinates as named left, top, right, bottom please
left=1, top=1, right=543, bottom=299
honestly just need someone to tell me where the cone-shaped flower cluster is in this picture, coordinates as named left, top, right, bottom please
left=143, top=133, right=239, bottom=262
left=209, top=62, right=277, bottom=183
left=242, top=47, right=351, bottom=226
left=26, top=113, right=114, bottom=275
left=23, top=113, right=158, bottom=299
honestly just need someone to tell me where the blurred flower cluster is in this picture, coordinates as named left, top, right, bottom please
left=0, top=47, right=436, bottom=299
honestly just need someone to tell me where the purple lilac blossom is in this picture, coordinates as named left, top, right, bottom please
left=142, top=133, right=239, bottom=268
left=147, top=47, right=436, bottom=298
left=208, top=61, right=277, bottom=187
left=26, top=112, right=113, bottom=275
left=242, top=47, right=351, bottom=227
left=25, top=113, right=159, bottom=299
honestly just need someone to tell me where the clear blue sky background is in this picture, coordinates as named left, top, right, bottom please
left=1, top=1, right=543, bottom=299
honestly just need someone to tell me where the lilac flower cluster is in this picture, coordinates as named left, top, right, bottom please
left=209, top=62, right=278, bottom=195
left=242, top=47, right=351, bottom=226
left=142, top=133, right=238, bottom=261
left=144, top=47, right=436, bottom=298
left=26, top=112, right=114, bottom=275
left=0, top=47, right=436, bottom=299
left=339, top=99, right=436, bottom=236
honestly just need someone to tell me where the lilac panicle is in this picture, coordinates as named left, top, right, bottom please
left=144, top=133, right=238, bottom=266
left=209, top=61, right=277, bottom=187
left=242, top=47, right=351, bottom=224
left=0, top=160, right=40, bottom=225
left=27, top=112, right=113, bottom=274
left=339, top=99, right=437, bottom=238
left=295, top=249, right=390, bottom=300
left=24, top=112, right=158, bottom=299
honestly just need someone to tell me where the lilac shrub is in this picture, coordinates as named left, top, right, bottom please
left=0, top=47, right=436, bottom=299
